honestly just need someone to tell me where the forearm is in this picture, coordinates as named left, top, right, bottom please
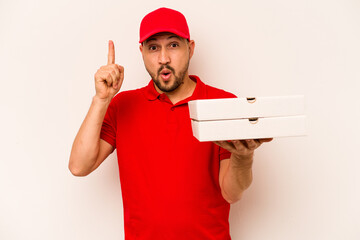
left=221, top=154, right=254, bottom=204
left=69, top=96, right=110, bottom=175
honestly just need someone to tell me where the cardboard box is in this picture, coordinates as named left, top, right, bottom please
left=191, top=116, right=307, bottom=141
left=188, top=95, right=304, bottom=120
left=188, top=95, right=306, bottom=142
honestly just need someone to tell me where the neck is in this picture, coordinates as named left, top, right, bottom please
left=154, top=74, right=196, bottom=104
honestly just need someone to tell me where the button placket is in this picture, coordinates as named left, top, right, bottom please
left=168, top=105, right=176, bottom=123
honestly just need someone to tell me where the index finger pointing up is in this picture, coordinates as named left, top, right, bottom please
left=107, top=40, right=115, bottom=65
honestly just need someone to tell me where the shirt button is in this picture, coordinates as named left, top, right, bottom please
left=171, top=107, right=174, bottom=111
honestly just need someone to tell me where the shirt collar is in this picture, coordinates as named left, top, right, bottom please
left=143, top=75, right=206, bottom=104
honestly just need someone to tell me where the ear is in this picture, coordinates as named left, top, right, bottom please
left=139, top=43, right=143, bottom=53
left=188, top=40, right=195, bottom=59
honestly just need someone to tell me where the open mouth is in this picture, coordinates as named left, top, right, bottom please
left=160, top=69, right=172, bottom=80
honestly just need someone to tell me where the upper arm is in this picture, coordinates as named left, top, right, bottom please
left=89, top=139, right=115, bottom=173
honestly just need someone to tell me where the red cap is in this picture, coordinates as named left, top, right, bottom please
left=139, top=7, right=190, bottom=43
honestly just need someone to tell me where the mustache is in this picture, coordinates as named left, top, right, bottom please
left=158, top=65, right=175, bottom=75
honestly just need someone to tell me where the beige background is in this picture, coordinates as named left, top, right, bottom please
left=1, top=0, right=359, bottom=239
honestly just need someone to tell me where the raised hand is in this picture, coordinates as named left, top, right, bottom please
left=94, top=40, right=124, bottom=101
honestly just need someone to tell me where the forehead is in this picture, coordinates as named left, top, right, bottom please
left=144, top=32, right=184, bottom=44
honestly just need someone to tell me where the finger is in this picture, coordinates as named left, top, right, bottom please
left=245, top=139, right=258, bottom=150
left=231, top=140, right=247, bottom=150
left=113, top=65, right=124, bottom=90
left=101, top=71, right=114, bottom=87
left=107, top=40, right=115, bottom=65
left=109, top=70, right=117, bottom=87
left=117, top=64, right=124, bottom=82
left=102, top=65, right=119, bottom=88
left=95, top=72, right=109, bottom=86
left=111, top=66, right=120, bottom=89
left=213, top=140, right=236, bottom=152
left=213, top=141, right=229, bottom=148
left=213, top=141, right=222, bottom=148
left=104, top=64, right=120, bottom=77
left=113, top=65, right=120, bottom=80
left=259, top=138, right=273, bottom=143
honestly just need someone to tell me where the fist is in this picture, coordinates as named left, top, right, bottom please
left=94, top=40, right=124, bottom=100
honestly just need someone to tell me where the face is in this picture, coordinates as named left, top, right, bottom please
left=140, top=32, right=195, bottom=93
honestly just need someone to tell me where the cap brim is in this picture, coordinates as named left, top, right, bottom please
left=139, top=28, right=189, bottom=43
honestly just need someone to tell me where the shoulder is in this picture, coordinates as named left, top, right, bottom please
left=107, top=87, right=144, bottom=113
left=203, top=84, right=237, bottom=99
left=110, top=87, right=144, bottom=104
left=191, top=75, right=237, bottom=99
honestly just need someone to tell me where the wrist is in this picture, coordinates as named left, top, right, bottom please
left=230, top=153, right=254, bottom=169
left=93, top=95, right=111, bottom=106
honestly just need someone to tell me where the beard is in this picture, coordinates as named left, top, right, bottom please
left=146, top=59, right=190, bottom=93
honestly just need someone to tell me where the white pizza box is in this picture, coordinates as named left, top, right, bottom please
left=191, top=115, right=307, bottom=142
left=188, top=95, right=305, bottom=121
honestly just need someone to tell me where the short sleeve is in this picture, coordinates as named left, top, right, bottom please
left=219, top=145, right=231, bottom=160
left=100, top=99, right=117, bottom=148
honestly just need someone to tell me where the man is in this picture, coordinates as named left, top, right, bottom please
left=69, top=7, right=272, bottom=240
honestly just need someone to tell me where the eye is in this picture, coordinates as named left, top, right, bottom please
left=170, top=43, right=179, bottom=48
left=148, top=45, right=158, bottom=51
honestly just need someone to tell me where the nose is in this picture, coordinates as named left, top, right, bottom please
left=158, top=48, right=170, bottom=65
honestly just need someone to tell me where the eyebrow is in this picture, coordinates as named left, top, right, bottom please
left=168, top=35, right=182, bottom=41
left=145, top=35, right=182, bottom=44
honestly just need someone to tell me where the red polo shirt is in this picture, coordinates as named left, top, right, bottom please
left=100, top=75, right=237, bottom=240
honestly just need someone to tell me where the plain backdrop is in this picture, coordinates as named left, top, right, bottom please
left=1, top=0, right=359, bottom=239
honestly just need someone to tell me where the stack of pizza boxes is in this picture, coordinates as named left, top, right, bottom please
left=188, top=95, right=306, bottom=142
